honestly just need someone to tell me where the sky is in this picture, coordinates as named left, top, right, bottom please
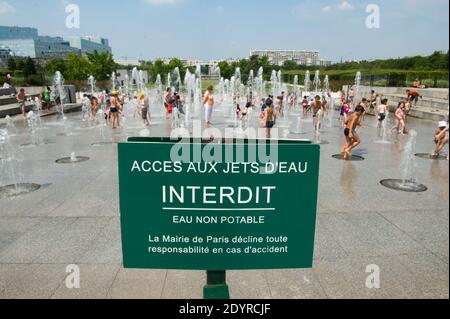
left=0, top=0, right=448, bottom=62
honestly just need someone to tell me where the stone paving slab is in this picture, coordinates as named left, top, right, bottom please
left=51, top=264, right=120, bottom=299
left=226, top=270, right=272, bottom=299
left=79, top=218, right=123, bottom=264
left=34, top=217, right=112, bottom=264
left=0, top=109, right=448, bottom=299
left=317, top=212, right=428, bottom=257
left=0, top=217, right=77, bottom=263
left=264, top=269, right=327, bottom=299
left=107, top=269, right=166, bottom=299
left=0, top=264, right=67, bottom=299
left=161, top=270, right=205, bottom=299
left=313, top=252, right=449, bottom=299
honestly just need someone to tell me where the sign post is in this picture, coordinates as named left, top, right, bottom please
left=118, top=137, right=320, bottom=299
left=204, top=270, right=229, bottom=299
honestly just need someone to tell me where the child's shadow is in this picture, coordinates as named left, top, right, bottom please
left=352, top=148, right=368, bottom=157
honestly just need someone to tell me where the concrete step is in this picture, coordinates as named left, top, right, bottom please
left=0, top=96, right=17, bottom=106
left=383, top=93, right=447, bottom=102
left=356, top=86, right=449, bottom=100
left=0, top=102, right=34, bottom=117
left=0, top=102, right=82, bottom=118
left=393, top=88, right=448, bottom=100
left=381, top=94, right=449, bottom=111
left=408, top=107, right=448, bottom=122
left=0, top=87, right=16, bottom=96
left=381, top=103, right=448, bottom=122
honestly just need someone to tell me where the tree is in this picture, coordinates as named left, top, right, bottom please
left=151, top=59, right=166, bottom=82
left=217, top=61, right=233, bottom=79
left=168, top=58, right=186, bottom=80
left=65, top=53, right=91, bottom=80
left=45, top=59, right=68, bottom=77
left=7, top=58, right=17, bottom=71
left=282, top=60, right=298, bottom=70
left=23, top=57, right=37, bottom=77
left=87, top=51, right=116, bottom=81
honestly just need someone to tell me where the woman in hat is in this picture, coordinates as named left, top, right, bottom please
left=138, top=93, right=149, bottom=127
left=203, top=85, right=215, bottom=125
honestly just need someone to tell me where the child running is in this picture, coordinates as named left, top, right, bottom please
left=377, top=98, right=389, bottom=128
left=302, top=96, right=309, bottom=117
left=311, top=95, right=324, bottom=133
left=342, top=105, right=365, bottom=160
left=391, top=102, right=406, bottom=135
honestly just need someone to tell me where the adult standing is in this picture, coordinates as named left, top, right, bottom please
left=164, top=88, right=173, bottom=119
left=138, top=93, right=150, bottom=127
left=263, top=99, right=275, bottom=138
left=203, top=85, right=215, bottom=125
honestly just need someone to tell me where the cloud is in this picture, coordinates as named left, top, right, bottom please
left=216, top=5, right=225, bottom=15
left=322, top=5, right=332, bottom=13
left=145, top=0, right=180, bottom=5
left=0, top=1, right=15, bottom=15
left=339, top=1, right=354, bottom=11
left=292, top=0, right=323, bottom=20
left=294, top=1, right=352, bottom=18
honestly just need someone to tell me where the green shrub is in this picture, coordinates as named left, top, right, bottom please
left=374, top=79, right=388, bottom=86
left=25, top=75, right=44, bottom=86
left=421, top=79, right=435, bottom=87
left=436, top=80, right=449, bottom=88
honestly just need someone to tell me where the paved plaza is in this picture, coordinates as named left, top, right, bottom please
left=0, top=104, right=448, bottom=299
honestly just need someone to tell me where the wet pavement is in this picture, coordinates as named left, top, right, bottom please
left=0, top=102, right=448, bottom=299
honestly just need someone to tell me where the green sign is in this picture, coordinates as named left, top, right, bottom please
left=118, top=138, right=319, bottom=270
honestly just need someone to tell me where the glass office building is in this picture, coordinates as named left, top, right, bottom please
left=63, top=36, right=112, bottom=54
left=0, top=26, right=111, bottom=59
left=0, top=37, right=79, bottom=59
left=0, top=26, right=38, bottom=40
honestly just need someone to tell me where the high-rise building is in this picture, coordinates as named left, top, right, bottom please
left=250, top=50, right=321, bottom=66
left=320, top=60, right=332, bottom=67
left=0, top=26, right=38, bottom=40
left=0, top=47, right=12, bottom=59
left=0, top=25, right=112, bottom=60
left=63, top=36, right=112, bottom=54
left=0, top=37, right=79, bottom=59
